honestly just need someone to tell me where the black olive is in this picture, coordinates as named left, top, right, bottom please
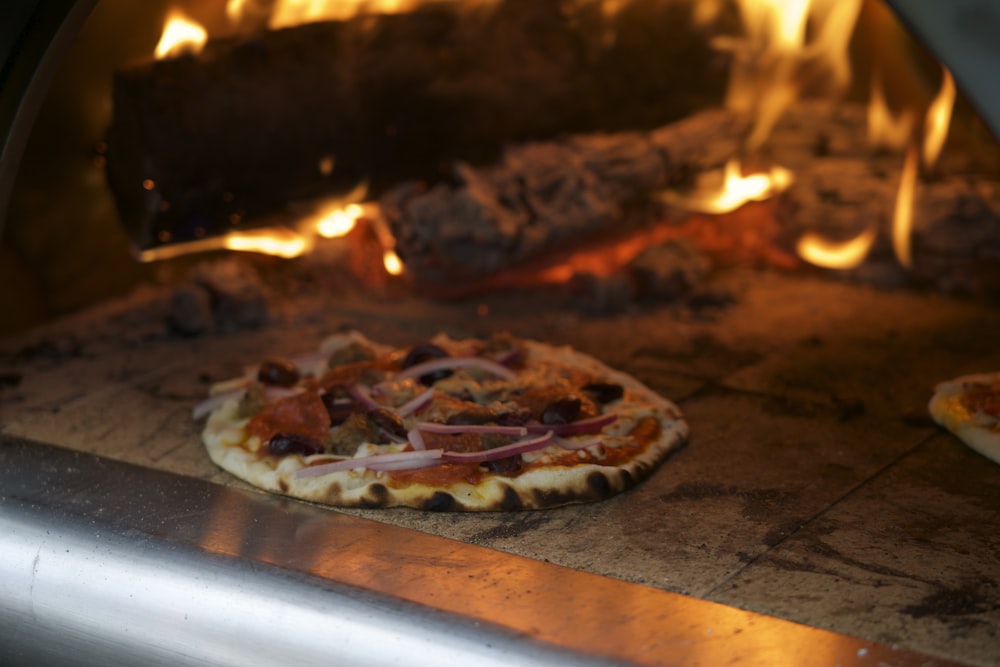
left=321, top=391, right=357, bottom=425
left=257, top=359, right=300, bottom=387
left=483, top=455, right=522, bottom=475
left=268, top=433, right=324, bottom=457
left=582, top=381, right=624, bottom=404
left=446, top=406, right=498, bottom=426
left=367, top=408, right=407, bottom=439
left=402, top=343, right=452, bottom=385
left=541, top=396, right=582, bottom=425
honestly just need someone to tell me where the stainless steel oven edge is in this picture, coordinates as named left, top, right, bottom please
left=0, top=437, right=960, bottom=667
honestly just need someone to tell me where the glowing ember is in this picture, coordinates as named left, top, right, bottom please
left=224, top=230, right=311, bottom=258
left=316, top=203, right=363, bottom=238
left=383, top=250, right=404, bottom=276
left=136, top=229, right=310, bottom=262
left=796, top=226, right=876, bottom=270
left=154, top=11, right=208, bottom=60
left=661, top=159, right=793, bottom=215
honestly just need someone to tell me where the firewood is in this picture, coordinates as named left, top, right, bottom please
left=105, top=0, right=731, bottom=249
left=380, top=107, right=750, bottom=288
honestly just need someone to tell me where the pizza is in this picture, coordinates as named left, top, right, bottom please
left=929, top=372, right=1000, bottom=465
left=194, top=331, right=688, bottom=510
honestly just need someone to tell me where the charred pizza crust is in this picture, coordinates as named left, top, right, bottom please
left=929, top=372, right=1000, bottom=465
left=200, top=332, right=688, bottom=510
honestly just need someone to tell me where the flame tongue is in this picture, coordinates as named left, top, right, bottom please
left=661, top=159, right=793, bottom=215
left=155, top=10, right=208, bottom=59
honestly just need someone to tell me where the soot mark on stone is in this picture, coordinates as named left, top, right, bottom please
left=468, top=513, right=548, bottom=543
left=902, top=581, right=1000, bottom=619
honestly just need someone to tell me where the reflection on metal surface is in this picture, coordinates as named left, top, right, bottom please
left=0, top=437, right=962, bottom=667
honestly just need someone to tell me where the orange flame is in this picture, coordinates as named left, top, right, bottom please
left=868, top=75, right=914, bottom=151
left=892, top=145, right=919, bottom=268
left=724, top=0, right=861, bottom=151
left=267, top=0, right=421, bottom=28
left=661, top=159, right=793, bottom=215
left=154, top=10, right=208, bottom=60
left=316, top=203, right=363, bottom=238
left=923, top=68, right=956, bottom=168
left=796, top=226, right=876, bottom=269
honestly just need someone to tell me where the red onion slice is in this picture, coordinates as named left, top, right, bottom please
left=441, top=431, right=554, bottom=463
left=294, top=449, right=444, bottom=478
left=414, top=422, right=528, bottom=436
left=407, top=427, right=428, bottom=451
left=396, top=388, right=435, bottom=418
left=525, top=413, right=617, bottom=436
left=346, top=383, right=382, bottom=411
left=192, top=386, right=247, bottom=419
left=395, top=357, right=517, bottom=382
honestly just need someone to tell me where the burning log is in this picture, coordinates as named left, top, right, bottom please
left=381, top=107, right=750, bottom=289
left=106, top=0, right=730, bottom=250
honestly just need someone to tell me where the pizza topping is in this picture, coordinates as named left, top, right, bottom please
left=960, top=381, right=1000, bottom=419
left=414, top=422, right=529, bottom=437
left=193, top=386, right=248, bottom=419
left=441, top=431, right=555, bottom=463
left=267, top=432, right=324, bottom=457
left=401, top=343, right=453, bottom=385
left=396, top=356, right=518, bottom=384
left=396, top=387, right=435, bottom=417
left=445, top=405, right=501, bottom=425
left=257, top=359, right=300, bottom=387
left=320, top=390, right=358, bottom=424
left=246, top=390, right=331, bottom=444
left=328, top=341, right=376, bottom=367
left=345, top=383, right=382, bottom=411
left=368, top=408, right=408, bottom=440
left=540, top=396, right=582, bottom=424
left=518, top=385, right=599, bottom=422
left=482, top=455, right=523, bottom=475
left=324, top=412, right=383, bottom=455
left=525, top=412, right=618, bottom=436
left=296, top=448, right=446, bottom=478
left=581, top=381, right=625, bottom=404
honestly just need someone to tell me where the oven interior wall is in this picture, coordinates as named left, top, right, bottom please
left=2, top=0, right=994, bottom=337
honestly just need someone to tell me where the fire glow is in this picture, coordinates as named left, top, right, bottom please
left=146, top=0, right=960, bottom=282
left=154, top=10, right=208, bottom=59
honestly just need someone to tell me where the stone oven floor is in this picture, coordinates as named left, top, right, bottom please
left=2, top=268, right=999, bottom=666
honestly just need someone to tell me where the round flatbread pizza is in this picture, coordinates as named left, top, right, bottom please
left=929, top=372, right=1000, bottom=465
left=195, top=331, right=688, bottom=510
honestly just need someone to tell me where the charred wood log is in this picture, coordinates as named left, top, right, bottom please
left=106, top=0, right=732, bottom=249
left=380, top=107, right=749, bottom=288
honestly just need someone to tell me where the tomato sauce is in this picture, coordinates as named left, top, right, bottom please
left=960, top=379, right=1000, bottom=418
left=247, top=390, right=331, bottom=442
left=387, top=462, right=487, bottom=487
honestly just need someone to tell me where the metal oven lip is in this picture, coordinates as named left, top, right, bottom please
left=0, top=436, right=960, bottom=667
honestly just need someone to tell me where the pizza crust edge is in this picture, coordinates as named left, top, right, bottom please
left=928, top=372, right=1000, bottom=465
